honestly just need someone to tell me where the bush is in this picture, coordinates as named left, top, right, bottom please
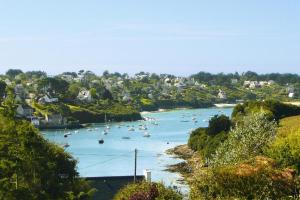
left=211, top=113, right=277, bottom=166
left=114, top=181, right=182, bottom=200
left=188, top=128, right=228, bottom=159
left=207, top=115, right=231, bottom=135
left=191, top=156, right=298, bottom=199
left=266, top=129, right=300, bottom=171
left=188, top=115, right=231, bottom=158
left=0, top=114, right=95, bottom=199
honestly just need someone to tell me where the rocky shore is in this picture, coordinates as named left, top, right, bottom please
left=166, top=144, right=202, bottom=181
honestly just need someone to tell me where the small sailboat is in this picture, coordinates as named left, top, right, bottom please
left=139, top=125, right=148, bottom=130
left=128, top=126, right=135, bottom=131
left=104, top=113, right=110, bottom=130
left=143, top=132, right=151, bottom=137
left=74, top=130, right=79, bottom=134
left=63, top=143, right=70, bottom=148
left=98, top=139, right=104, bottom=144
left=64, top=132, right=71, bottom=138
left=102, top=128, right=108, bottom=135
left=180, top=120, right=189, bottom=122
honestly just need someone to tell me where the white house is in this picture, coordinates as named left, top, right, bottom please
left=259, top=81, right=268, bottom=87
left=287, top=86, right=295, bottom=93
left=38, top=95, right=59, bottom=104
left=148, top=93, right=154, bottom=99
left=231, top=79, right=238, bottom=84
left=268, top=80, right=275, bottom=85
left=218, top=90, right=227, bottom=100
left=77, top=88, right=92, bottom=102
left=288, top=93, right=295, bottom=98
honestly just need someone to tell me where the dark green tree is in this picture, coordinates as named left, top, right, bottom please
left=6, top=69, right=23, bottom=78
left=207, top=115, right=231, bottom=135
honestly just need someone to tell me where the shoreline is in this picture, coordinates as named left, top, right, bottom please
left=165, top=144, right=202, bottom=185
left=39, top=105, right=234, bottom=130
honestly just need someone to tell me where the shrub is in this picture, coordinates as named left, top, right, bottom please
left=266, top=129, right=300, bottom=171
left=188, top=128, right=228, bottom=159
left=211, top=113, right=277, bottom=166
left=113, top=181, right=182, bottom=200
left=207, top=115, right=231, bottom=135
left=191, top=156, right=298, bottom=199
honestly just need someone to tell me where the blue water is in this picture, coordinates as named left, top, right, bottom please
left=42, top=107, right=232, bottom=191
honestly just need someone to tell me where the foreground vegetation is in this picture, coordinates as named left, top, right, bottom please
left=0, top=99, right=95, bottom=199
left=114, top=181, right=182, bottom=200
left=183, top=101, right=300, bottom=199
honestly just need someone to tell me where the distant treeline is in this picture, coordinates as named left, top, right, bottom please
left=191, top=71, right=300, bottom=85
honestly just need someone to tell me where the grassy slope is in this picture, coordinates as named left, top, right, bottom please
left=277, top=115, right=300, bottom=137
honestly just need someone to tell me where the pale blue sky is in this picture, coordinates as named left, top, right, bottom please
left=0, top=0, right=300, bottom=75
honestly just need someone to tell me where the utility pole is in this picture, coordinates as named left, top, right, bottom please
left=134, top=148, right=137, bottom=183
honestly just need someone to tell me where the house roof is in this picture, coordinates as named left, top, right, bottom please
left=85, top=175, right=144, bottom=200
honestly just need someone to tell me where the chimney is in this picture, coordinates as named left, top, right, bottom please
left=143, top=169, right=151, bottom=182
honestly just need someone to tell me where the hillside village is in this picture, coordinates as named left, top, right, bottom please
left=0, top=69, right=299, bottom=129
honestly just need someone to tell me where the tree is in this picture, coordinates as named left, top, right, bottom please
left=6, top=69, right=23, bottom=78
left=25, top=71, right=47, bottom=79
left=0, top=113, right=95, bottom=199
left=207, top=115, right=231, bottom=135
left=114, top=182, right=182, bottom=200
left=211, top=113, right=277, bottom=166
left=0, top=81, right=6, bottom=99
left=67, top=83, right=81, bottom=99
left=102, top=70, right=109, bottom=77
left=1, top=87, right=17, bottom=118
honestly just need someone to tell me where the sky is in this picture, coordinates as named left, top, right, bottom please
left=0, top=0, right=300, bottom=76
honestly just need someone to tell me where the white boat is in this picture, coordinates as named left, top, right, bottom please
left=63, top=143, right=70, bottom=148
left=74, top=130, right=79, bottom=134
left=104, top=113, right=110, bottom=130
left=128, top=127, right=135, bottom=131
left=102, top=128, right=108, bottom=135
left=139, top=125, right=148, bottom=130
left=180, top=120, right=189, bottom=122
left=87, top=128, right=93, bottom=131
left=64, top=132, right=71, bottom=138
left=143, top=132, right=151, bottom=137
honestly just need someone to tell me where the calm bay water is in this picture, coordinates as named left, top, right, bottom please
left=42, top=107, right=233, bottom=192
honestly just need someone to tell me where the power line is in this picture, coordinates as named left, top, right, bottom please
left=80, top=150, right=134, bottom=169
